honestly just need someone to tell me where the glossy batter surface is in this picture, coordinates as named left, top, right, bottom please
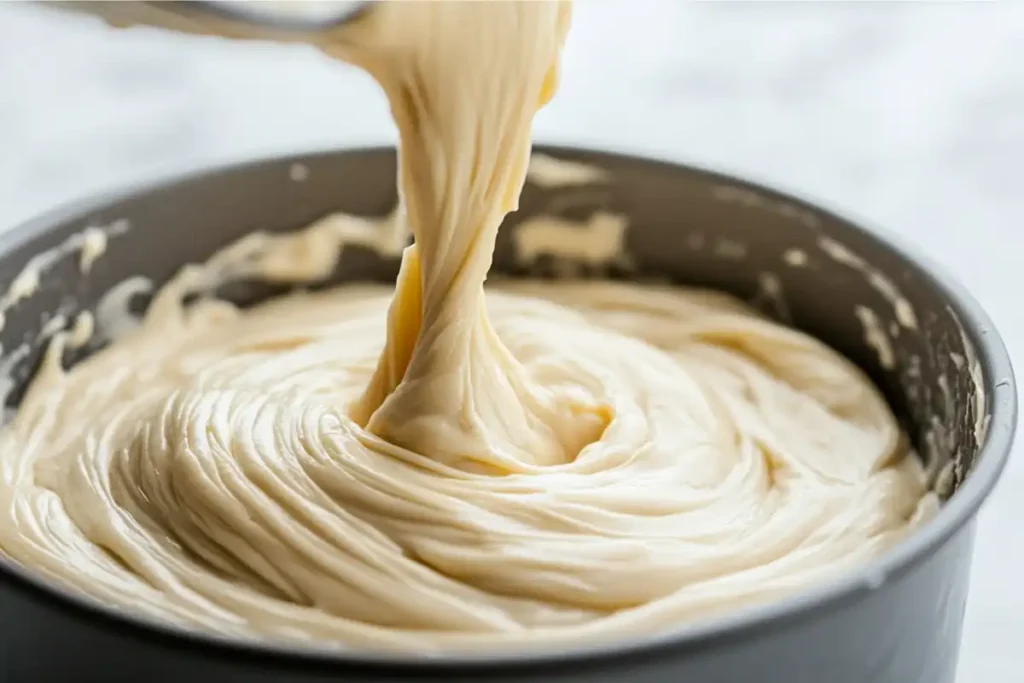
left=0, top=0, right=933, bottom=652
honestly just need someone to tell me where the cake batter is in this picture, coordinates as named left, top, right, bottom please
left=0, top=0, right=934, bottom=651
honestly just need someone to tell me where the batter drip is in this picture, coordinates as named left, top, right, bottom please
left=0, top=0, right=934, bottom=652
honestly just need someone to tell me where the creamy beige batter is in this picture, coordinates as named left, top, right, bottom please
left=0, top=0, right=934, bottom=652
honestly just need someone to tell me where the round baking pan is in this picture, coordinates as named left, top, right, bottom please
left=0, top=146, right=1014, bottom=682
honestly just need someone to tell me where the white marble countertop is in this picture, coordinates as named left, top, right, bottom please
left=0, top=1, right=1021, bottom=679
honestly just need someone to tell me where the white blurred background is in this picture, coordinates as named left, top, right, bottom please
left=0, top=1, right=1022, bottom=680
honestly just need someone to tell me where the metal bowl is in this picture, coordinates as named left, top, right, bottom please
left=0, top=147, right=1014, bottom=682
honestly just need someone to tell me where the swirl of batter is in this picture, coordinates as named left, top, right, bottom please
left=0, top=0, right=933, bottom=652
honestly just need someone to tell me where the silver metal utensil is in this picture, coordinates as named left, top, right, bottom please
left=40, top=1, right=372, bottom=44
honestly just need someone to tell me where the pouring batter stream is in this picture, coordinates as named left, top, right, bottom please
left=0, top=0, right=934, bottom=652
